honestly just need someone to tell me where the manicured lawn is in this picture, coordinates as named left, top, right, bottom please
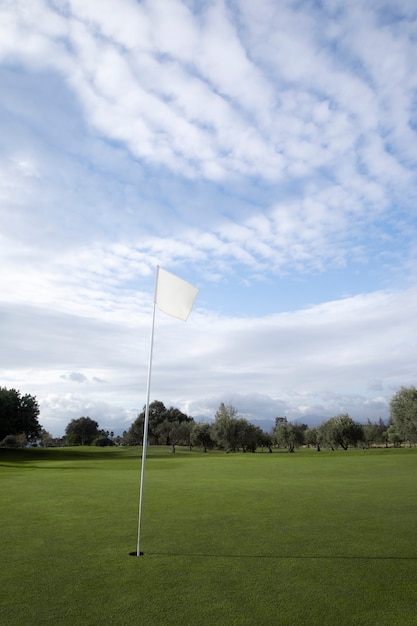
left=1, top=446, right=416, bottom=625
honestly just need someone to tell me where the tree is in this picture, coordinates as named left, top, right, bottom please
left=210, top=403, right=270, bottom=452
left=304, top=427, right=321, bottom=451
left=318, top=414, right=364, bottom=450
left=40, top=429, right=55, bottom=448
left=389, top=386, right=417, bottom=445
left=209, top=403, right=265, bottom=452
left=93, top=431, right=115, bottom=447
left=145, top=400, right=168, bottom=444
left=125, top=401, right=165, bottom=445
left=238, top=420, right=264, bottom=452
left=211, top=403, right=241, bottom=451
left=65, top=417, right=99, bottom=446
left=124, top=420, right=143, bottom=446
left=0, top=434, right=30, bottom=448
left=160, top=408, right=194, bottom=448
left=126, top=401, right=193, bottom=446
left=0, top=435, right=18, bottom=448
left=386, top=424, right=402, bottom=447
left=191, top=422, right=215, bottom=452
left=273, top=422, right=306, bottom=452
left=258, top=431, right=273, bottom=453
left=377, top=418, right=389, bottom=447
left=156, top=419, right=193, bottom=452
left=362, top=419, right=388, bottom=448
left=125, top=401, right=194, bottom=446
left=0, top=387, right=41, bottom=442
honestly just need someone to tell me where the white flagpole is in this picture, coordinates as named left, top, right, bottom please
left=136, top=266, right=159, bottom=556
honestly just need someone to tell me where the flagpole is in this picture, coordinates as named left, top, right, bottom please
left=136, top=266, right=159, bottom=556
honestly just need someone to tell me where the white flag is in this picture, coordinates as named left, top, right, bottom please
left=155, top=267, right=199, bottom=321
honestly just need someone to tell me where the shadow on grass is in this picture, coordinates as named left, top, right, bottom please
left=0, top=447, right=139, bottom=465
left=143, top=552, right=417, bottom=561
left=0, top=446, right=209, bottom=466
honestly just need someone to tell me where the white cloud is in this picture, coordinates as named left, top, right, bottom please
left=2, top=286, right=417, bottom=435
left=39, top=392, right=137, bottom=435
left=1, top=0, right=417, bottom=438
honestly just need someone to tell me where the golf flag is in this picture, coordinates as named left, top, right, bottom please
left=135, top=266, right=199, bottom=556
left=155, top=266, right=199, bottom=321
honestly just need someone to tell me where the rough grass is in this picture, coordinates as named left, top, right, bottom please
left=1, top=446, right=417, bottom=625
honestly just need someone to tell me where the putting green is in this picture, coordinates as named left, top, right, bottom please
left=1, top=446, right=416, bottom=625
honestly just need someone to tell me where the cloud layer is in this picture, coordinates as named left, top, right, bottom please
left=1, top=0, right=417, bottom=435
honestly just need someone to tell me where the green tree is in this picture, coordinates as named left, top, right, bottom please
left=156, top=419, right=193, bottom=452
left=145, top=400, right=168, bottom=444
left=386, top=424, right=402, bottom=447
left=93, top=431, right=115, bottom=447
left=304, top=427, right=321, bottom=451
left=123, top=421, right=143, bottom=445
left=125, top=401, right=193, bottom=445
left=258, top=431, right=273, bottom=453
left=0, top=434, right=31, bottom=448
left=389, top=386, right=417, bottom=445
left=0, top=387, right=41, bottom=442
left=65, top=417, right=99, bottom=446
left=273, top=422, right=306, bottom=453
left=211, top=403, right=241, bottom=451
left=362, top=419, right=388, bottom=448
left=0, top=435, right=18, bottom=448
left=125, top=401, right=165, bottom=445
left=40, top=429, right=55, bottom=448
left=191, top=422, right=215, bottom=452
left=210, top=403, right=263, bottom=452
left=161, top=407, right=194, bottom=448
left=377, top=418, right=389, bottom=447
left=238, top=420, right=264, bottom=452
left=318, top=414, right=364, bottom=450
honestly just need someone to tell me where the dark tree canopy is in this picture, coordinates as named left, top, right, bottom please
left=93, top=431, right=115, bottom=447
left=0, top=387, right=41, bottom=442
left=126, top=400, right=193, bottom=445
left=65, top=417, right=99, bottom=446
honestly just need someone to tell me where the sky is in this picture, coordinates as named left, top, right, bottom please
left=1, top=0, right=417, bottom=437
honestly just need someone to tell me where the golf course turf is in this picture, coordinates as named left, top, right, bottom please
left=1, top=445, right=416, bottom=625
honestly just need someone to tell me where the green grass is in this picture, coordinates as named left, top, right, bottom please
left=1, top=446, right=417, bottom=625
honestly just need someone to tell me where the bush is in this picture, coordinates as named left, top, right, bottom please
left=93, top=435, right=114, bottom=447
left=0, top=435, right=18, bottom=448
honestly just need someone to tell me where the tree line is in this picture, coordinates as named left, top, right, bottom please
left=1, top=385, right=417, bottom=451
left=122, top=389, right=417, bottom=452
left=122, top=400, right=405, bottom=453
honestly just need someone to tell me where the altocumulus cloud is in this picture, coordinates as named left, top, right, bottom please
left=0, top=0, right=417, bottom=435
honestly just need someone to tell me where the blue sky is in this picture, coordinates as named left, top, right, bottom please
left=1, top=0, right=417, bottom=436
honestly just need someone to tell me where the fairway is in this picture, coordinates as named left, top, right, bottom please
left=1, top=446, right=417, bottom=625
